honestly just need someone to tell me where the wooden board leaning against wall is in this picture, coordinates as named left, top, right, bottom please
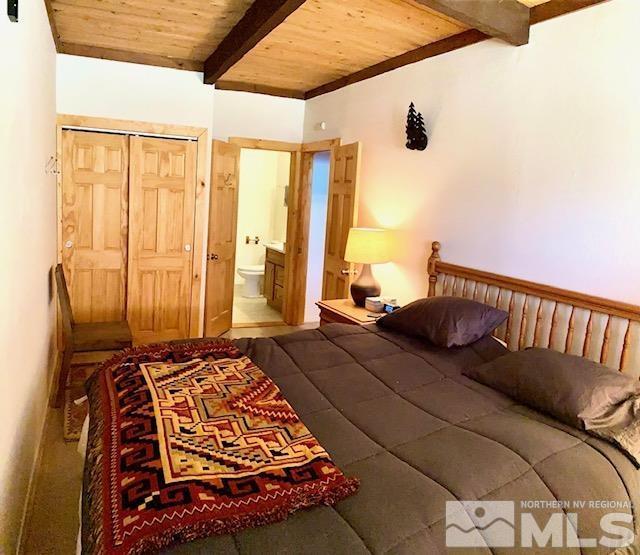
left=204, top=137, right=363, bottom=337
left=56, top=115, right=208, bottom=345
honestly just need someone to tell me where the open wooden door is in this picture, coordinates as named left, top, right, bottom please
left=61, top=130, right=129, bottom=322
left=127, top=136, right=197, bottom=343
left=321, top=142, right=361, bottom=300
left=204, top=140, right=241, bottom=336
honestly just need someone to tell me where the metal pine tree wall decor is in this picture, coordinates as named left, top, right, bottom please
left=405, top=102, right=428, bottom=151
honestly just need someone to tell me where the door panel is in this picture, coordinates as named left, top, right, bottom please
left=204, top=140, right=240, bottom=337
left=321, top=142, right=361, bottom=300
left=282, top=151, right=310, bottom=325
left=61, top=130, right=128, bottom=323
left=127, top=136, right=197, bottom=343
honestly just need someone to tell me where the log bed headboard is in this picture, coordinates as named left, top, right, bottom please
left=427, top=241, right=640, bottom=378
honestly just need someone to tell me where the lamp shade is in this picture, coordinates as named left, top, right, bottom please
left=344, top=228, right=393, bottom=264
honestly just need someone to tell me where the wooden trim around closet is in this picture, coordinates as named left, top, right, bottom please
left=56, top=114, right=209, bottom=339
left=57, top=114, right=206, bottom=140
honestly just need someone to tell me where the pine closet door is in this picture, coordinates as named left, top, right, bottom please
left=127, top=136, right=197, bottom=343
left=61, top=130, right=129, bottom=322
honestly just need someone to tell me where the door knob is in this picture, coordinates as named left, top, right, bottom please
left=208, top=253, right=219, bottom=261
left=65, top=240, right=73, bottom=249
left=341, top=269, right=356, bottom=275
left=184, top=244, right=192, bottom=252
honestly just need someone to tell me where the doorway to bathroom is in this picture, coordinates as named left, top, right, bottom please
left=232, top=148, right=290, bottom=327
left=204, top=137, right=362, bottom=337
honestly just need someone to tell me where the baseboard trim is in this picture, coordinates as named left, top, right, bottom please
left=16, top=347, right=60, bottom=554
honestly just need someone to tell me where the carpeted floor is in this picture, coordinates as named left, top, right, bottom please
left=21, top=324, right=318, bottom=554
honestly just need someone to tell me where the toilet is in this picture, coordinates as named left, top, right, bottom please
left=237, top=265, right=265, bottom=298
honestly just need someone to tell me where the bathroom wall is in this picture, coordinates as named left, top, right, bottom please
left=304, top=152, right=331, bottom=322
left=271, top=157, right=290, bottom=245
left=235, top=149, right=291, bottom=284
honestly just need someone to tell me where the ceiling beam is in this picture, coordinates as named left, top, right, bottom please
left=43, top=0, right=61, bottom=50
left=203, top=0, right=306, bottom=85
left=216, top=80, right=305, bottom=100
left=413, top=0, right=530, bottom=46
left=530, top=0, right=612, bottom=24
left=59, top=43, right=203, bottom=72
left=305, top=30, right=487, bottom=100
left=305, top=0, right=609, bottom=100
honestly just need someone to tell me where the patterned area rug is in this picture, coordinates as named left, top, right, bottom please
left=63, top=363, right=96, bottom=441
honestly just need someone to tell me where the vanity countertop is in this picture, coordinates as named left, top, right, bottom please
left=265, top=243, right=285, bottom=254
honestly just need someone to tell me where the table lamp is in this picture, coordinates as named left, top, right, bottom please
left=344, top=227, right=393, bottom=306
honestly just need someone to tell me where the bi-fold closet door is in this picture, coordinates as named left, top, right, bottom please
left=61, top=130, right=197, bottom=343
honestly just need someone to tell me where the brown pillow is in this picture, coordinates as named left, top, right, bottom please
left=587, top=397, right=640, bottom=467
left=377, top=296, right=508, bottom=347
left=464, top=348, right=640, bottom=465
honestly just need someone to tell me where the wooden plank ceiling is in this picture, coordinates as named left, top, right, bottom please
left=49, top=0, right=254, bottom=71
left=219, top=0, right=468, bottom=93
left=46, top=0, right=606, bottom=99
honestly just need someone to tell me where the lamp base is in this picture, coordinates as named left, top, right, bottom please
left=350, top=264, right=381, bottom=307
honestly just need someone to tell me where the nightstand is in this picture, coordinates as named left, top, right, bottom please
left=316, top=299, right=382, bottom=326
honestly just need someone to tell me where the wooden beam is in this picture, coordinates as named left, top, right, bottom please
left=413, top=0, right=530, bottom=46
left=203, top=0, right=306, bottom=85
left=306, top=0, right=609, bottom=100
left=530, top=0, right=612, bottom=24
left=215, top=80, right=305, bottom=99
left=44, top=0, right=62, bottom=50
left=59, top=43, right=203, bottom=72
left=305, top=30, right=486, bottom=100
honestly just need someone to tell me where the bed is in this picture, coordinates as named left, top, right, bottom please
left=78, top=242, right=640, bottom=554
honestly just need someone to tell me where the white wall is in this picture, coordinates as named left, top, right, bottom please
left=57, top=54, right=215, bottom=132
left=212, top=90, right=305, bottom=143
left=56, top=56, right=306, bottom=144
left=235, top=150, right=290, bottom=283
left=272, top=156, right=290, bottom=242
left=0, top=2, right=57, bottom=552
left=304, top=152, right=330, bottom=322
left=303, top=0, right=640, bottom=307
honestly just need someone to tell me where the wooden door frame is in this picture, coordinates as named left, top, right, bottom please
left=227, top=137, right=340, bottom=325
left=56, top=114, right=209, bottom=339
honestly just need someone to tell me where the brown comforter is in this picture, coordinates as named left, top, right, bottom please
left=155, top=323, right=639, bottom=553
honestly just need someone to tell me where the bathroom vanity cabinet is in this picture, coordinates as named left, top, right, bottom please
left=264, top=247, right=285, bottom=312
